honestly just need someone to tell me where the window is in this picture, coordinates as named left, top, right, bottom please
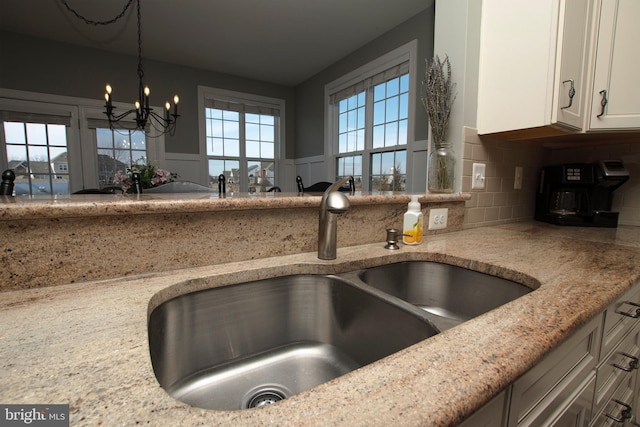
left=95, top=127, right=147, bottom=188
left=1, top=92, right=161, bottom=194
left=327, top=41, right=416, bottom=192
left=85, top=111, right=161, bottom=191
left=1, top=109, right=72, bottom=196
left=199, top=87, right=284, bottom=193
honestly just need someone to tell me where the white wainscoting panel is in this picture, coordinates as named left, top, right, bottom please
left=162, top=153, right=206, bottom=185
left=294, top=155, right=328, bottom=189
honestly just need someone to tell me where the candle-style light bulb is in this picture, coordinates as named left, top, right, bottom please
left=165, top=101, right=171, bottom=122
left=173, top=95, right=180, bottom=117
left=144, top=86, right=150, bottom=97
left=105, top=84, right=113, bottom=109
left=135, top=101, right=141, bottom=110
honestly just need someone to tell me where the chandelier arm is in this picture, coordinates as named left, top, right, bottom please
left=149, top=111, right=172, bottom=128
left=148, top=111, right=178, bottom=136
left=59, top=0, right=135, bottom=26
left=108, top=108, right=137, bottom=123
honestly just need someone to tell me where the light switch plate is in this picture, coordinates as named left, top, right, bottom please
left=472, top=163, right=486, bottom=190
left=428, top=208, right=448, bottom=230
left=514, top=166, right=523, bottom=190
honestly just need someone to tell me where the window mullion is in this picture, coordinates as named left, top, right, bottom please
left=362, top=86, right=376, bottom=191
left=364, top=86, right=374, bottom=151
left=238, top=112, right=247, bottom=192
left=45, top=125, right=54, bottom=190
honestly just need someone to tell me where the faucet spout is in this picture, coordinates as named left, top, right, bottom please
left=318, top=176, right=353, bottom=260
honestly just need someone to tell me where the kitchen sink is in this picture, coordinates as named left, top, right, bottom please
left=356, top=261, right=533, bottom=331
left=148, top=274, right=438, bottom=411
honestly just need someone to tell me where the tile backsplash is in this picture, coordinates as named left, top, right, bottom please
left=462, top=127, right=544, bottom=228
left=462, top=127, right=640, bottom=228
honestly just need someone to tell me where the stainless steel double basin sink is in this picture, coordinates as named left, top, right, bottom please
left=148, top=261, right=532, bottom=411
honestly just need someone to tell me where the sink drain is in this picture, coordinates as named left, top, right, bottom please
left=243, top=386, right=289, bottom=409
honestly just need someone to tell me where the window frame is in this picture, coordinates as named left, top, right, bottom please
left=197, top=86, right=286, bottom=193
left=80, top=106, right=164, bottom=189
left=325, top=40, right=418, bottom=191
left=0, top=95, right=81, bottom=194
left=1, top=89, right=164, bottom=193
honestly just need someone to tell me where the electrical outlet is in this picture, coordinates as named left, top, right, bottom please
left=428, top=208, right=448, bottom=230
left=472, top=163, right=486, bottom=190
left=514, top=166, right=523, bottom=190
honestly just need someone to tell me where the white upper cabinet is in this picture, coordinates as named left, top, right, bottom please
left=589, top=0, right=640, bottom=130
left=477, top=0, right=639, bottom=137
left=477, top=0, right=593, bottom=136
left=556, top=0, right=594, bottom=130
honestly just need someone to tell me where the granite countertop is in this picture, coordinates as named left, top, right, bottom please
left=1, top=222, right=639, bottom=426
left=0, top=191, right=466, bottom=220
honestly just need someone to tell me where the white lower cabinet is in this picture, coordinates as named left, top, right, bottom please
left=461, top=282, right=640, bottom=427
left=458, top=390, right=508, bottom=427
left=592, top=373, right=635, bottom=426
left=592, top=323, right=640, bottom=424
left=507, top=316, right=601, bottom=427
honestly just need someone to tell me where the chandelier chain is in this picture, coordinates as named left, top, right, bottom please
left=59, top=0, right=135, bottom=26
left=136, top=0, right=144, bottom=80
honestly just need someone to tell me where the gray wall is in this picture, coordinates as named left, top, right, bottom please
left=1, top=5, right=434, bottom=161
left=0, top=30, right=296, bottom=157
left=294, top=7, right=435, bottom=159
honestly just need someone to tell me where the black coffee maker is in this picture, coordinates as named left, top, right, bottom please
left=535, top=160, right=629, bottom=228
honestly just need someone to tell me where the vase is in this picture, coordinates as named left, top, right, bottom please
left=428, top=144, right=455, bottom=193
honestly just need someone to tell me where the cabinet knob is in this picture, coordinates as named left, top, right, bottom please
left=561, top=79, right=575, bottom=109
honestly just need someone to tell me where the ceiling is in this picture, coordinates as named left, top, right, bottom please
left=0, top=0, right=432, bottom=87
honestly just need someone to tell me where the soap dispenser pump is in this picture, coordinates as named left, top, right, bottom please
left=403, top=195, right=423, bottom=245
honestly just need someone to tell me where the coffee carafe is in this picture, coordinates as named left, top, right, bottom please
left=535, top=161, right=629, bottom=227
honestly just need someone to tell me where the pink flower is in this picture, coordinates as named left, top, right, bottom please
left=113, top=170, right=127, bottom=184
left=112, top=164, right=176, bottom=192
left=157, top=169, right=171, bottom=178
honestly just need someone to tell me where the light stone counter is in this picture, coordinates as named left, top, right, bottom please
left=1, top=222, right=639, bottom=426
left=0, top=192, right=468, bottom=291
left=0, top=191, right=465, bottom=220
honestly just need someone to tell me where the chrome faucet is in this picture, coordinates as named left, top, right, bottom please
left=317, top=176, right=353, bottom=260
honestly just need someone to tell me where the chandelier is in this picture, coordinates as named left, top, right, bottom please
left=62, top=0, right=179, bottom=136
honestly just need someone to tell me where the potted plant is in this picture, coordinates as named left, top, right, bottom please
left=421, top=55, right=457, bottom=193
left=113, top=161, right=177, bottom=193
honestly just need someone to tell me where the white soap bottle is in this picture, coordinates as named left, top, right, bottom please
left=402, top=195, right=423, bottom=245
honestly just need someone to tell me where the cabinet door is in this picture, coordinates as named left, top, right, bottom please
left=477, top=0, right=559, bottom=134
left=601, top=285, right=640, bottom=362
left=548, top=375, right=595, bottom=427
left=508, top=316, right=601, bottom=426
left=589, top=0, right=640, bottom=129
left=459, top=390, right=508, bottom=427
left=554, top=0, right=594, bottom=129
left=591, top=374, right=635, bottom=426
left=477, top=0, right=593, bottom=135
left=634, top=342, right=640, bottom=425
left=594, top=323, right=640, bottom=416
